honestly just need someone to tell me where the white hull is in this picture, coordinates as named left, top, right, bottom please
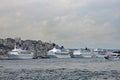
left=80, top=53, right=96, bottom=58
left=73, top=50, right=95, bottom=58
left=104, top=55, right=120, bottom=60
left=8, top=54, right=33, bottom=59
left=104, top=52, right=120, bottom=60
left=73, top=50, right=105, bottom=58
left=73, top=53, right=105, bottom=58
left=72, top=55, right=82, bottom=58
left=47, top=54, right=71, bottom=58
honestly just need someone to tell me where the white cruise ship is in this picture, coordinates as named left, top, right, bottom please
left=72, top=48, right=105, bottom=58
left=8, top=45, right=34, bottom=59
left=47, top=47, right=71, bottom=58
left=72, top=49, right=96, bottom=58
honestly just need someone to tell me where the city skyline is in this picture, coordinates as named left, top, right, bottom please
left=0, top=0, right=120, bottom=49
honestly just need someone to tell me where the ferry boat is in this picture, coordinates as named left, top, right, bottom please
left=47, top=47, right=71, bottom=58
left=8, top=45, right=34, bottom=59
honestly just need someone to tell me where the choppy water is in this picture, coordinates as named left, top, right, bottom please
left=0, top=58, right=120, bottom=80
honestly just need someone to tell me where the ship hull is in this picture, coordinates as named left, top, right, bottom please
left=104, top=56, right=120, bottom=60
left=47, top=54, right=71, bottom=58
left=8, top=53, right=33, bottom=60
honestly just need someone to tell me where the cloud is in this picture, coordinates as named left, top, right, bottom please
left=0, top=0, right=120, bottom=48
left=38, top=14, right=119, bottom=48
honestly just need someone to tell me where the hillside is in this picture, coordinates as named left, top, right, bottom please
left=0, top=38, right=60, bottom=58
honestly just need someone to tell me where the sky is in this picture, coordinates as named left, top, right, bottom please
left=0, top=0, right=120, bottom=49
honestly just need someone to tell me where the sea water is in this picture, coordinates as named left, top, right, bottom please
left=0, top=58, right=120, bottom=80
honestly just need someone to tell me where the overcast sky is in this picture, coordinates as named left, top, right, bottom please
left=0, top=0, right=120, bottom=49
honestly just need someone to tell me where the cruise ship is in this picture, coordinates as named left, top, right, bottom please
left=73, top=50, right=96, bottom=58
left=8, top=45, right=34, bottom=59
left=47, top=47, right=71, bottom=58
left=72, top=48, right=105, bottom=58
